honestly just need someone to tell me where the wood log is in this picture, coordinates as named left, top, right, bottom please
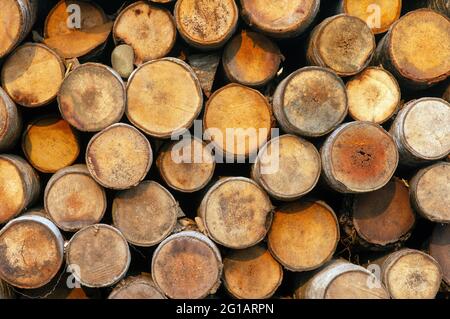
left=240, top=0, right=320, bottom=38
left=22, top=116, right=80, bottom=173
left=108, top=275, right=166, bottom=299
left=111, top=44, right=135, bottom=78
left=85, top=123, right=153, bottom=190
left=428, top=223, right=449, bottom=287
left=58, top=62, right=126, bottom=132
left=419, top=0, right=450, bottom=18
left=321, top=121, right=399, bottom=193
left=0, top=154, right=40, bottom=224
left=174, top=0, right=238, bottom=50
left=443, top=83, right=450, bottom=103
left=0, top=87, right=21, bottom=151
left=372, top=9, right=450, bottom=89
left=66, top=224, right=131, bottom=288
left=198, top=177, right=273, bottom=249
left=126, top=58, right=203, bottom=138
left=187, top=52, right=221, bottom=98
left=44, top=164, right=107, bottom=232
left=306, top=14, right=375, bottom=77
left=0, top=279, right=14, bottom=299
left=272, top=66, right=347, bottom=137
left=251, top=134, right=321, bottom=201
left=223, top=245, right=283, bottom=299
left=151, top=231, right=222, bottom=299
left=113, top=1, right=176, bottom=65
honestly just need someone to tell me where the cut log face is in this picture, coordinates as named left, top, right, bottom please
left=347, top=67, right=401, bottom=124
left=198, top=177, right=273, bottom=249
left=0, top=87, right=21, bottom=151
left=0, top=215, right=64, bottom=289
left=272, top=66, right=347, bottom=137
left=1, top=43, right=65, bottom=107
left=58, top=63, right=126, bottom=132
left=174, top=0, right=238, bottom=50
left=223, top=245, right=283, bottom=299
left=44, top=165, right=107, bottom=232
left=86, top=123, right=153, bottom=190
left=66, top=224, right=131, bottom=288
left=321, top=122, right=399, bottom=193
left=22, top=117, right=80, bottom=173
left=113, top=2, right=176, bottom=65
left=126, top=58, right=203, bottom=138
left=152, top=231, right=222, bottom=299
left=111, top=45, right=135, bottom=78
left=108, top=275, right=166, bottom=299
left=429, top=224, right=449, bottom=286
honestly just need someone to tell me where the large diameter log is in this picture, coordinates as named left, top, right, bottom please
left=251, top=134, right=321, bottom=201
left=58, top=63, right=126, bottom=132
left=321, top=122, right=399, bottom=193
left=126, top=58, right=203, bottom=139
left=272, top=66, right=347, bottom=137
left=86, top=123, right=153, bottom=190
left=113, top=1, right=176, bottom=65
left=152, top=231, right=222, bottom=299
left=108, top=275, right=166, bottom=299
left=1, top=43, right=65, bottom=107
left=198, top=177, right=273, bottom=249
left=0, top=87, right=21, bottom=151
left=66, top=224, right=131, bottom=288
left=0, top=214, right=64, bottom=289
left=44, top=164, right=107, bottom=232
left=223, top=245, right=283, bottom=299
left=306, top=14, right=375, bottom=77
left=0, top=154, right=40, bottom=224
left=240, top=0, right=320, bottom=38
left=373, top=9, right=450, bottom=89
left=390, top=98, right=450, bottom=166
left=174, top=0, right=238, bottom=50
left=429, top=224, right=449, bottom=287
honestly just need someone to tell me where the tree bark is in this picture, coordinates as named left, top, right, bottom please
left=0, top=87, right=21, bottom=151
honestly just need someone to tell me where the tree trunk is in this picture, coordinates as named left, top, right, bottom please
left=108, top=275, right=166, bottom=299
left=0, top=87, right=21, bottom=151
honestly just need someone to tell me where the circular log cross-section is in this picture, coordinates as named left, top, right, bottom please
left=152, top=231, right=222, bottom=299
left=86, top=123, right=153, bottom=190
left=1, top=43, right=65, bottom=107
left=127, top=58, right=203, bottom=139
left=58, top=63, right=126, bottom=132
left=174, top=0, right=238, bottom=50
left=22, top=117, right=80, bottom=173
left=273, top=66, right=347, bottom=137
left=112, top=181, right=179, bottom=247
left=198, top=177, right=273, bottom=249
left=111, top=44, right=135, bottom=78
left=240, top=0, right=320, bottom=38
left=307, top=14, right=375, bottom=77
left=0, top=87, right=21, bottom=151
left=223, top=245, right=283, bottom=299
left=108, top=275, right=165, bottom=299
left=222, top=30, right=281, bottom=87
left=113, top=2, right=176, bottom=65
left=66, top=224, right=131, bottom=288
left=321, top=122, right=399, bottom=193
left=0, top=214, right=64, bottom=289
left=252, top=134, right=321, bottom=201
left=44, top=164, right=107, bottom=232
left=429, top=224, right=449, bottom=286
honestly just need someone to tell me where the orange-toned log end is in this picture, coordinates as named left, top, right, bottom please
left=0, top=0, right=24, bottom=58
left=429, top=224, right=450, bottom=286
left=108, top=275, right=166, bottom=299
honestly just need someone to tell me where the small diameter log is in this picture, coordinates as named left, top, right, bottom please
left=22, top=116, right=80, bottom=173
left=0, top=214, right=64, bottom=289
left=268, top=200, right=339, bottom=272
left=273, top=66, right=347, bottom=137
left=204, top=84, right=272, bottom=158
left=307, top=14, right=375, bottom=77
left=174, top=0, right=238, bottom=50
left=113, top=2, right=176, bottom=65
left=0, top=154, right=40, bottom=224
left=251, top=134, right=321, bottom=201
left=223, top=245, right=283, bottom=299
left=347, top=67, right=401, bottom=124
left=86, top=123, right=153, bottom=190
left=198, top=177, right=273, bottom=249
left=44, top=164, right=107, bottom=232
left=126, top=58, right=203, bottom=138
left=0, top=87, right=21, bottom=151
left=1, top=43, right=65, bottom=107
left=321, top=121, right=399, bottom=193
left=111, top=45, right=135, bottom=78
left=409, top=162, right=450, bottom=223
left=390, top=98, right=450, bottom=166
left=373, top=9, right=450, bottom=89
left=58, top=63, right=126, bottom=132
left=152, top=231, right=222, bottom=299
left=108, top=275, right=166, bottom=299
left=222, top=30, right=281, bottom=87
left=240, top=0, right=320, bottom=38
left=429, top=224, right=449, bottom=287
left=187, top=52, right=221, bottom=98
left=66, top=224, right=131, bottom=288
